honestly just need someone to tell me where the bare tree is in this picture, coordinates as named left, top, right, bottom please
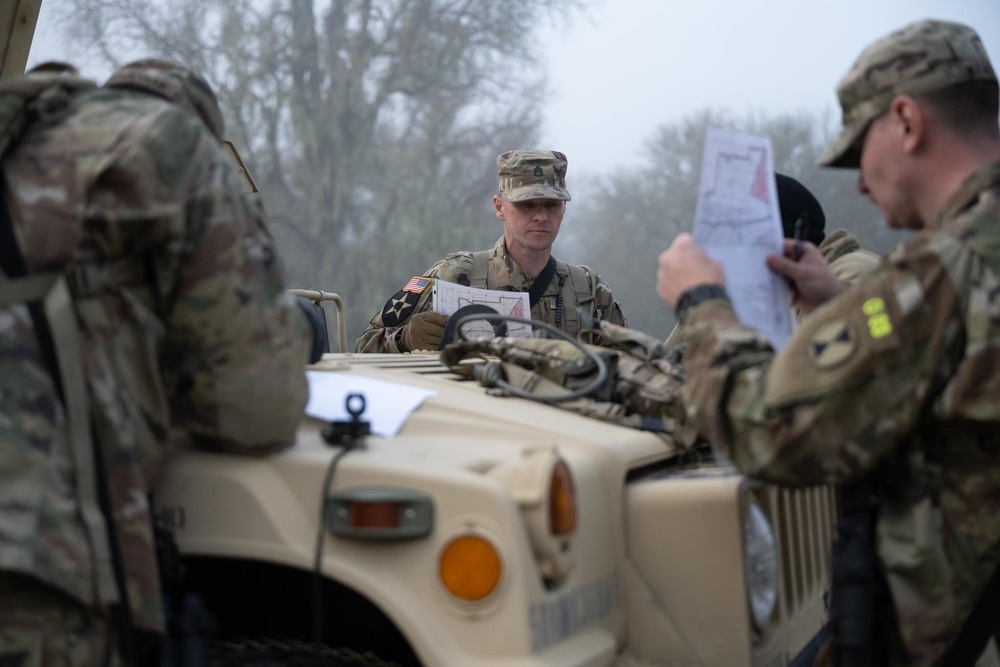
left=57, top=0, right=584, bottom=340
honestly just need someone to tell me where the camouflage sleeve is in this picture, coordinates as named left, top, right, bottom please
left=354, top=318, right=402, bottom=353
left=678, top=237, right=964, bottom=487
left=354, top=257, right=461, bottom=353
left=355, top=299, right=423, bottom=353
left=354, top=279, right=437, bottom=353
left=151, top=113, right=309, bottom=454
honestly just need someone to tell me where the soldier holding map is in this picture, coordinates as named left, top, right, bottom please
left=355, top=149, right=627, bottom=352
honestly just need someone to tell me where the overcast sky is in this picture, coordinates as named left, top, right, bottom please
left=537, top=0, right=1000, bottom=175
left=29, top=0, right=1000, bottom=178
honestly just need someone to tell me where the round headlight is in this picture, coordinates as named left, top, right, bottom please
left=743, top=501, right=778, bottom=629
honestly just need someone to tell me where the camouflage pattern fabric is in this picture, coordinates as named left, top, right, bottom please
left=356, top=235, right=627, bottom=352
left=439, top=321, right=696, bottom=446
left=819, top=228, right=883, bottom=285
left=0, top=63, right=310, bottom=639
left=496, top=149, right=571, bottom=202
left=678, top=162, right=1000, bottom=666
left=820, top=19, right=997, bottom=168
left=0, top=573, right=118, bottom=667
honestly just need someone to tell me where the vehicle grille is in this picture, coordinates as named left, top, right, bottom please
left=754, top=484, right=838, bottom=622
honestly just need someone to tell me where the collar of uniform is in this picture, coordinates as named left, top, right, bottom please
left=493, top=235, right=563, bottom=294
left=934, top=160, right=1000, bottom=228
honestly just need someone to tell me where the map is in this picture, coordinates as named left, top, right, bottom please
left=432, top=282, right=532, bottom=339
left=692, top=127, right=795, bottom=351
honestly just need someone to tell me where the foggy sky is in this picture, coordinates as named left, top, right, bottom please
left=536, top=0, right=1000, bottom=175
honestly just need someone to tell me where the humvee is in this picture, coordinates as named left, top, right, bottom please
left=6, top=3, right=836, bottom=664
left=153, top=290, right=837, bottom=667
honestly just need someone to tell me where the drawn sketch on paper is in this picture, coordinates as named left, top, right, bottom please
left=692, top=127, right=795, bottom=351
left=433, top=282, right=532, bottom=338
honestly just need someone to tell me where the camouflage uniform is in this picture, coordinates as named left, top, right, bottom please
left=356, top=236, right=626, bottom=352
left=356, top=150, right=627, bottom=352
left=678, top=21, right=1000, bottom=667
left=0, top=61, right=309, bottom=663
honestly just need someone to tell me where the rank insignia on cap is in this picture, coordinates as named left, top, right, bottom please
left=404, top=276, right=430, bottom=294
left=381, top=289, right=420, bottom=327
left=809, top=319, right=857, bottom=369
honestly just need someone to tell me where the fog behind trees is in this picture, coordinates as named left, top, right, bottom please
left=46, top=0, right=910, bottom=341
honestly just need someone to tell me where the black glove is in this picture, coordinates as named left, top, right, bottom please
left=401, top=311, right=448, bottom=351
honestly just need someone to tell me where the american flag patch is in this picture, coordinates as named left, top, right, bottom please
left=403, top=276, right=430, bottom=294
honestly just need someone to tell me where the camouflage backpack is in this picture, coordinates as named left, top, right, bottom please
left=440, top=318, right=701, bottom=448
left=0, top=64, right=121, bottom=608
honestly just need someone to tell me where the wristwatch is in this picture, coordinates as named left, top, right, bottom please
left=675, top=284, right=730, bottom=323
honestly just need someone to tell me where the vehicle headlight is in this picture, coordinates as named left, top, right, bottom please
left=487, top=448, right=576, bottom=583
left=743, top=500, right=778, bottom=629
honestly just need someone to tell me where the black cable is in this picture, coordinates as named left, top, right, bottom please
left=311, top=444, right=354, bottom=643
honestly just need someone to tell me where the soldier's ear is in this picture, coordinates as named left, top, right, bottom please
left=891, top=96, right=925, bottom=155
left=493, top=195, right=505, bottom=220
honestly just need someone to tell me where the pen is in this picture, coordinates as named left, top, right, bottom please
left=793, top=215, right=806, bottom=262
left=787, top=214, right=807, bottom=296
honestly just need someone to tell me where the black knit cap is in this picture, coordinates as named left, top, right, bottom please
left=775, top=173, right=826, bottom=245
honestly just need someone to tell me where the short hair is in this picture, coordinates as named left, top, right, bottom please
left=918, top=80, right=999, bottom=135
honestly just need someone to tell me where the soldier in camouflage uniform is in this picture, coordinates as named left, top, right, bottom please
left=356, top=150, right=627, bottom=352
left=656, top=20, right=1000, bottom=667
left=0, top=60, right=310, bottom=665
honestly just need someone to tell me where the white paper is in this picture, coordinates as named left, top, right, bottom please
left=691, top=127, right=795, bottom=351
left=305, top=370, right=437, bottom=437
left=432, top=281, right=532, bottom=338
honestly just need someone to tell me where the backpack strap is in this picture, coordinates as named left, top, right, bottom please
left=528, top=256, right=557, bottom=308
left=0, top=225, right=120, bottom=612
left=471, top=249, right=490, bottom=288
left=566, top=263, right=598, bottom=317
left=558, top=262, right=597, bottom=340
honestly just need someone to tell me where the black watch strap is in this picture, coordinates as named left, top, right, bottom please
left=675, top=284, right=730, bottom=323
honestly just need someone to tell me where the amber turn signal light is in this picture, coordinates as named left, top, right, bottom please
left=439, top=535, right=502, bottom=602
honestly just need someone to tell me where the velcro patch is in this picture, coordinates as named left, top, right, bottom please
left=404, top=276, right=430, bottom=294
left=381, top=290, right=419, bottom=327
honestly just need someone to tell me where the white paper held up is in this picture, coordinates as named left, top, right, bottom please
left=691, top=127, right=795, bottom=351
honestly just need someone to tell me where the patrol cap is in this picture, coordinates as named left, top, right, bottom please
left=497, top=149, right=571, bottom=202
left=104, top=59, right=225, bottom=140
left=819, top=19, right=997, bottom=168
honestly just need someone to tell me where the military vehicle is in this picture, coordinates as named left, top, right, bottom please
left=152, top=284, right=838, bottom=666
left=6, top=2, right=839, bottom=664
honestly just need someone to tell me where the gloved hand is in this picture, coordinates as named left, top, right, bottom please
left=401, top=311, right=448, bottom=351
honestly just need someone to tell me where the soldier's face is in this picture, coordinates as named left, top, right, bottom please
left=856, top=108, right=923, bottom=230
left=494, top=196, right=566, bottom=255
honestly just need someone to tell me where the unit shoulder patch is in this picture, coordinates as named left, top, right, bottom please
left=381, top=289, right=420, bottom=327
left=809, top=319, right=858, bottom=369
